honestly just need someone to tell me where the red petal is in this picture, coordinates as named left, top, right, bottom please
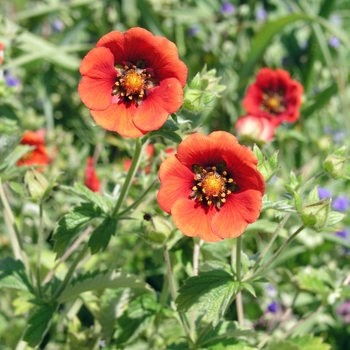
left=21, top=131, right=45, bottom=146
left=133, top=78, right=184, bottom=131
left=212, top=190, right=263, bottom=239
left=123, top=28, right=159, bottom=66
left=96, top=31, right=127, bottom=64
left=78, top=47, right=116, bottom=110
left=176, top=131, right=239, bottom=170
left=157, top=155, right=194, bottom=213
left=152, top=35, right=187, bottom=87
left=242, top=84, right=263, bottom=115
left=90, top=103, right=144, bottom=138
left=171, top=198, right=222, bottom=242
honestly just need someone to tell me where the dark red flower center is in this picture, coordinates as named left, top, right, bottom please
left=190, top=162, right=238, bottom=209
left=20, top=150, right=34, bottom=162
left=112, top=63, right=158, bottom=104
left=261, top=91, right=286, bottom=115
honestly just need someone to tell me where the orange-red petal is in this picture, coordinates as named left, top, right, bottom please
left=172, top=198, right=222, bottom=242
left=90, top=103, right=144, bottom=138
left=133, top=78, right=184, bottom=132
left=78, top=47, right=116, bottom=110
left=157, top=154, right=194, bottom=213
left=96, top=31, right=127, bottom=64
left=212, top=189, right=263, bottom=239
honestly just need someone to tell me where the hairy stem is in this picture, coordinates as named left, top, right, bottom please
left=36, top=201, right=43, bottom=298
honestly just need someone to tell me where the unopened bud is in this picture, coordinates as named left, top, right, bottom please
left=300, top=198, right=331, bottom=230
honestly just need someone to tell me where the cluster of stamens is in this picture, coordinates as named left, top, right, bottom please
left=190, top=162, right=238, bottom=209
left=112, top=64, right=157, bottom=103
left=261, top=90, right=286, bottom=114
left=20, top=151, right=34, bottom=162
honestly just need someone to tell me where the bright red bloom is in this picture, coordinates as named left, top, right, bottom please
left=78, top=27, right=188, bottom=138
left=157, top=131, right=265, bottom=242
left=17, top=130, right=49, bottom=169
left=242, top=68, right=303, bottom=126
left=84, top=157, right=101, bottom=193
left=235, top=115, right=275, bottom=142
left=0, top=42, right=4, bottom=65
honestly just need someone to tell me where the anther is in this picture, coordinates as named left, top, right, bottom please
left=128, top=96, right=133, bottom=100
left=228, top=178, right=234, bottom=183
left=221, top=198, right=226, bottom=203
left=222, top=171, right=227, bottom=176
left=192, top=186, right=198, bottom=191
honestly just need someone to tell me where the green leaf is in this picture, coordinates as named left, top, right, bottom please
left=261, top=199, right=295, bottom=213
left=88, top=216, right=118, bottom=254
left=23, top=303, right=58, bottom=348
left=289, top=335, right=331, bottom=350
left=294, top=267, right=332, bottom=295
left=327, top=211, right=346, bottom=227
left=307, top=187, right=320, bottom=203
left=176, top=269, right=239, bottom=326
left=148, top=128, right=182, bottom=144
left=266, top=340, right=300, bottom=350
left=0, top=133, right=22, bottom=163
left=115, top=294, right=158, bottom=345
left=240, top=282, right=256, bottom=297
left=0, top=257, right=33, bottom=292
left=53, top=202, right=105, bottom=258
left=57, top=269, right=154, bottom=303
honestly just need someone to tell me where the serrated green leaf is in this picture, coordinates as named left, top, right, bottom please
left=53, top=202, right=105, bottom=257
left=115, top=294, right=158, bottom=345
left=261, top=199, right=295, bottom=213
left=240, top=283, right=256, bottom=297
left=266, top=340, right=300, bottom=350
left=0, top=257, right=33, bottom=293
left=0, top=133, right=22, bottom=163
left=253, top=144, right=264, bottom=162
left=57, top=270, right=154, bottom=303
left=289, top=335, right=331, bottom=350
left=88, top=216, right=118, bottom=254
left=23, top=303, right=58, bottom=348
left=176, top=269, right=239, bottom=326
left=148, top=128, right=182, bottom=143
left=294, top=267, right=332, bottom=295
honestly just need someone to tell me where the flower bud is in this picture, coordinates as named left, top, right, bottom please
left=235, top=115, right=275, bottom=143
left=324, top=154, right=349, bottom=179
left=142, top=214, right=172, bottom=245
left=253, top=145, right=279, bottom=182
left=300, top=198, right=331, bottom=230
left=25, top=170, right=49, bottom=200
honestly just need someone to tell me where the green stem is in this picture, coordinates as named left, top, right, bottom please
left=245, top=225, right=305, bottom=283
left=236, top=236, right=242, bottom=282
left=36, top=201, right=43, bottom=298
left=111, top=138, right=145, bottom=218
left=299, top=171, right=325, bottom=194
left=248, top=213, right=291, bottom=278
left=163, top=244, right=192, bottom=344
left=0, top=178, right=33, bottom=285
left=49, top=244, right=89, bottom=302
left=116, top=178, right=157, bottom=218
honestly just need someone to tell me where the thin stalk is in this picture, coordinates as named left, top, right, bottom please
left=0, top=178, right=33, bottom=283
left=245, top=225, right=305, bottom=283
left=249, top=213, right=291, bottom=277
left=116, top=178, right=157, bottom=218
left=235, top=236, right=244, bottom=326
left=299, top=171, right=325, bottom=194
left=36, top=201, right=43, bottom=298
left=49, top=244, right=89, bottom=302
left=111, top=138, right=145, bottom=218
left=163, top=244, right=192, bottom=343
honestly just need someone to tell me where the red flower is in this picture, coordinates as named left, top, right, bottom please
left=78, top=27, right=188, bottom=138
left=157, top=131, right=265, bottom=242
left=84, top=157, right=101, bottom=193
left=242, top=68, right=303, bottom=126
left=17, top=130, right=49, bottom=169
left=235, top=115, right=275, bottom=142
left=0, top=42, right=4, bottom=65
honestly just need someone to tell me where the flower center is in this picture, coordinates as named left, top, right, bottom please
left=190, top=162, right=238, bottom=209
left=112, top=63, right=157, bottom=104
left=20, top=150, right=34, bottom=162
left=261, top=92, right=286, bottom=114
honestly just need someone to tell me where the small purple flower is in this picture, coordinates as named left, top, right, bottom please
left=332, top=195, right=349, bottom=212
left=337, top=301, right=350, bottom=324
left=186, top=25, right=200, bottom=37
left=53, top=19, right=65, bottom=33
left=335, top=229, right=348, bottom=239
left=220, top=2, right=235, bottom=16
left=333, top=130, right=346, bottom=144
left=265, top=285, right=277, bottom=297
left=255, top=8, right=267, bottom=21
left=318, top=187, right=332, bottom=200
left=329, top=36, right=340, bottom=49
left=267, top=301, right=279, bottom=313
left=4, top=71, right=20, bottom=87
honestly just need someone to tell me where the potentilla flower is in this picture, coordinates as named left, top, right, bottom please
left=235, top=115, right=275, bottom=142
left=17, top=130, right=50, bottom=169
left=242, top=68, right=303, bottom=126
left=84, top=157, right=101, bottom=192
left=0, top=42, right=4, bottom=65
left=78, top=27, right=188, bottom=138
left=157, top=131, right=265, bottom=242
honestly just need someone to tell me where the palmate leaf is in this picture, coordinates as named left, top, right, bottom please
left=115, top=294, right=158, bottom=345
left=290, top=335, right=331, bottom=350
left=23, top=302, right=59, bottom=348
left=88, top=216, right=118, bottom=254
left=0, top=133, right=22, bottom=163
left=53, top=202, right=106, bottom=258
left=0, top=257, right=34, bottom=293
left=176, top=269, right=239, bottom=326
left=57, top=269, right=154, bottom=303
